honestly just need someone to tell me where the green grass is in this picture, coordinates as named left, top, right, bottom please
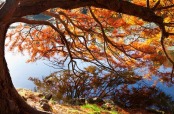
left=82, top=104, right=102, bottom=112
left=81, top=104, right=119, bottom=114
left=108, top=111, right=119, bottom=114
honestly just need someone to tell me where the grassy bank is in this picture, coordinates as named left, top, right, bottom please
left=17, top=88, right=166, bottom=114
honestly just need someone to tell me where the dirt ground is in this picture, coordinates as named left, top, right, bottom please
left=17, top=88, right=161, bottom=114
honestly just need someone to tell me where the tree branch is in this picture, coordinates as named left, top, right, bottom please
left=160, top=29, right=174, bottom=83
left=156, top=4, right=174, bottom=10
left=13, top=0, right=163, bottom=26
left=146, top=0, right=150, bottom=8
left=171, top=65, right=174, bottom=83
left=151, top=0, right=160, bottom=11
left=0, top=0, right=19, bottom=23
left=13, top=17, right=74, bottom=63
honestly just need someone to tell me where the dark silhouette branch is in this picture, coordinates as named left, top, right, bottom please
left=160, top=28, right=174, bottom=83
left=146, top=0, right=150, bottom=8
left=151, top=0, right=160, bottom=11
left=156, top=4, right=174, bottom=10
left=11, top=0, right=164, bottom=26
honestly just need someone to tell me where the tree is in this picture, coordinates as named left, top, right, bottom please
left=113, top=85, right=174, bottom=112
left=1, top=0, right=174, bottom=113
left=29, top=66, right=141, bottom=103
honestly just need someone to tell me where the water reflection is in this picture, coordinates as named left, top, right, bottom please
left=5, top=51, right=174, bottom=100
left=5, top=51, right=57, bottom=89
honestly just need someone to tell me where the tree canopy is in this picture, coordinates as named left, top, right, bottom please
left=6, top=0, right=174, bottom=84
left=1, top=0, right=174, bottom=113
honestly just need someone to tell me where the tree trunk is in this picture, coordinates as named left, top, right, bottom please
left=0, top=24, right=51, bottom=114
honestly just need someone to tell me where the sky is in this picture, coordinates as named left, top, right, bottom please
left=5, top=51, right=57, bottom=89
left=5, top=50, right=174, bottom=99
left=1, top=1, right=173, bottom=99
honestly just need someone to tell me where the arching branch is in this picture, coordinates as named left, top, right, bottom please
left=0, top=0, right=19, bottom=23
left=13, top=0, right=164, bottom=26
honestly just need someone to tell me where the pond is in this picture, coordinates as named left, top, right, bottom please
left=5, top=51, right=174, bottom=100
left=5, top=51, right=57, bottom=89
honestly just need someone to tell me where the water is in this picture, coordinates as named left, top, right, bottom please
left=5, top=50, right=174, bottom=100
left=5, top=51, right=57, bottom=89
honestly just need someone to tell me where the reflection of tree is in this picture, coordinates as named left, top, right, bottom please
left=29, top=66, right=142, bottom=102
left=113, top=85, right=174, bottom=113
left=30, top=66, right=174, bottom=113
left=8, top=7, right=174, bottom=84
left=1, top=0, right=174, bottom=113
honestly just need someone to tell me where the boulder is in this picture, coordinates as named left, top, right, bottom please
left=40, top=99, right=49, bottom=104
left=70, top=98, right=86, bottom=105
left=87, top=97, right=104, bottom=105
left=41, top=102, right=51, bottom=111
left=102, top=100, right=116, bottom=110
left=103, top=99, right=114, bottom=105
left=45, top=94, right=52, bottom=100
left=36, top=93, right=44, bottom=98
left=39, top=98, right=51, bottom=111
left=102, top=102, right=115, bottom=110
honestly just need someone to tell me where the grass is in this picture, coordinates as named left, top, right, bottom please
left=81, top=104, right=119, bottom=114
left=82, top=104, right=101, bottom=112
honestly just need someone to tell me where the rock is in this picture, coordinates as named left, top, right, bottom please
left=41, top=102, right=51, bottom=111
left=103, top=99, right=114, bottom=105
left=40, top=99, right=49, bottom=104
left=36, top=93, right=44, bottom=98
left=22, top=96, right=27, bottom=101
left=102, top=99, right=115, bottom=110
left=102, top=102, right=115, bottom=110
left=28, top=94, right=36, bottom=100
left=45, top=94, right=52, bottom=100
left=39, top=98, right=51, bottom=111
left=87, top=97, right=104, bottom=105
left=70, top=98, right=86, bottom=105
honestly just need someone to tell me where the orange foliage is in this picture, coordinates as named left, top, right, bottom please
left=6, top=0, right=174, bottom=83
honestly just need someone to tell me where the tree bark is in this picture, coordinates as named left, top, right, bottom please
left=14, top=0, right=163, bottom=25
left=0, top=24, right=51, bottom=114
left=0, top=1, right=51, bottom=113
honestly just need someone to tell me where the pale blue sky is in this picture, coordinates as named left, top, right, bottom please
left=5, top=51, right=57, bottom=89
